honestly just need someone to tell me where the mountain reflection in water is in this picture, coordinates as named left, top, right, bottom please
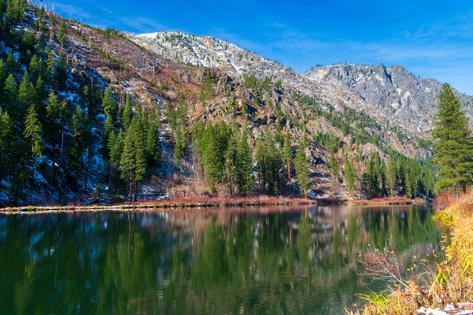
left=0, top=205, right=440, bottom=315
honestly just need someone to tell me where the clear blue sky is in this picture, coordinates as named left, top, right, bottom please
left=47, top=0, right=473, bottom=94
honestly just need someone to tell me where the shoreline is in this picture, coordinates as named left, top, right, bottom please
left=348, top=196, right=427, bottom=207
left=0, top=196, right=317, bottom=215
left=350, top=192, right=473, bottom=314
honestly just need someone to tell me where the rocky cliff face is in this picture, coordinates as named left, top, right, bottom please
left=306, top=64, right=473, bottom=134
left=131, top=32, right=473, bottom=137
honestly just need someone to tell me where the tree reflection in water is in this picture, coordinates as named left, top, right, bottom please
left=0, top=205, right=440, bottom=315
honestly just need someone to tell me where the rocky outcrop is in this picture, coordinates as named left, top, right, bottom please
left=306, top=64, right=473, bottom=134
left=131, top=32, right=473, bottom=137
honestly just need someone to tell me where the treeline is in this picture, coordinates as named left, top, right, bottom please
left=0, top=1, right=164, bottom=202
left=354, top=153, right=435, bottom=199
left=0, top=0, right=102, bottom=200
left=102, top=92, right=162, bottom=201
left=191, top=123, right=311, bottom=196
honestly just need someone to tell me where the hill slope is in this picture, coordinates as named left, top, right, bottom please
left=131, top=32, right=473, bottom=136
left=0, top=4, right=441, bottom=205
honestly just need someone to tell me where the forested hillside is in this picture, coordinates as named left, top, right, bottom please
left=0, top=1, right=437, bottom=206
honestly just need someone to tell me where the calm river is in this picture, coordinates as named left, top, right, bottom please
left=0, top=204, right=440, bottom=314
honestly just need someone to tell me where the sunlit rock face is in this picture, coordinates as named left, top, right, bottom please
left=132, top=32, right=473, bottom=136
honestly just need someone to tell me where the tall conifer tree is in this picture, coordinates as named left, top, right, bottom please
left=432, top=84, right=473, bottom=193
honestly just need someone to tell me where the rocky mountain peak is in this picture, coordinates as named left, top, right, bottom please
left=130, top=32, right=473, bottom=136
left=306, top=63, right=473, bottom=133
left=132, top=31, right=285, bottom=77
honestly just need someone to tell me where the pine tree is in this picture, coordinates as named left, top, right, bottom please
left=236, top=129, right=253, bottom=195
left=224, top=133, right=238, bottom=195
left=201, top=124, right=228, bottom=193
left=282, top=134, right=292, bottom=179
left=329, top=148, right=339, bottom=180
left=24, top=104, right=42, bottom=158
left=28, top=55, right=41, bottom=82
left=0, top=60, right=6, bottom=91
left=122, top=95, right=133, bottom=130
left=343, top=155, right=356, bottom=196
left=255, top=138, right=267, bottom=191
left=57, top=20, right=66, bottom=46
left=107, top=130, right=119, bottom=168
left=119, top=119, right=146, bottom=201
left=46, top=92, right=59, bottom=120
left=3, top=74, right=17, bottom=114
left=5, top=53, right=16, bottom=74
left=145, top=110, right=161, bottom=169
left=47, top=49, right=56, bottom=83
left=102, top=89, right=116, bottom=159
left=69, top=107, right=89, bottom=179
left=199, top=72, right=214, bottom=103
left=295, top=138, right=311, bottom=196
left=432, top=83, right=473, bottom=193
left=35, top=76, right=47, bottom=103
left=0, top=109, right=13, bottom=177
left=264, top=134, right=283, bottom=195
left=173, top=126, right=185, bottom=169
left=386, top=157, right=397, bottom=196
left=46, top=92, right=60, bottom=144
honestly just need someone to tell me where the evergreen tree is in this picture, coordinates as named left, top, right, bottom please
left=264, top=134, right=283, bottom=195
left=3, top=74, right=17, bottom=115
left=329, top=148, right=339, bottom=180
left=295, top=138, right=311, bottom=196
left=18, top=71, right=32, bottom=108
left=236, top=129, right=253, bottom=195
left=255, top=138, right=267, bottom=191
left=24, top=104, right=42, bottom=158
left=0, top=60, right=6, bottom=92
left=173, top=126, right=186, bottom=169
left=57, top=20, right=66, bottom=46
left=119, top=119, right=146, bottom=201
left=282, top=134, right=292, bottom=179
left=145, top=109, right=161, bottom=168
left=201, top=123, right=229, bottom=192
left=0, top=109, right=13, bottom=177
left=122, top=95, right=133, bottom=129
left=107, top=130, right=119, bottom=168
left=28, top=55, right=41, bottom=82
left=35, top=76, right=47, bottom=103
left=102, top=89, right=116, bottom=159
left=343, top=155, right=356, bottom=196
left=224, top=133, right=238, bottom=195
left=46, top=92, right=59, bottom=143
left=69, top=107, right=89, bottom=179
left=432, top=83, right=473, bottom=193
left=386, top=157, right=397, bottom=196
left=46, top=49, right=56, bottom=83
left=199, top=72, right=214, bottom=103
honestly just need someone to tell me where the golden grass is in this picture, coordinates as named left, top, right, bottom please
left=349, top=191, right=473, bottom=315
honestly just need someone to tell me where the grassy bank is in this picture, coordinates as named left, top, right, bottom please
left=0, top=196, right=316, bottom=215
left=349, top=196, right=427, bottom=207
left=350, top=192, right=473, bottom=314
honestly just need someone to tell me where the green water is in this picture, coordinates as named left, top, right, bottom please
left=0, top=205, right=440, bottom=315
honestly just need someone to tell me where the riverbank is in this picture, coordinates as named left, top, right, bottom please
left=0, top=196, right=317, bottom=215
left=349, top=196, right=427, bottom=207
left=350, top=192, right=473, bottom=315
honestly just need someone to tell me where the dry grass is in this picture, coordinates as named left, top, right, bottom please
left=349, top=191, right=473, bottom=315
left=0, top=196, right=316, bottom=214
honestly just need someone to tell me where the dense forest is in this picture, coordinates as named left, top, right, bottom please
left=0, top=0, right=439, bottom=205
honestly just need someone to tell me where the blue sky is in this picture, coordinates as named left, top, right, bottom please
left=46, top=0, right=473, bottom=94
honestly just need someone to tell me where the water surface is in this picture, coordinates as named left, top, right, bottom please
left=0, top=205, right=440, bottom=314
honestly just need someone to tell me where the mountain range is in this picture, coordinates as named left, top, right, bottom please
left=1, top=6, right=471, bottom=204
left=132, top=31, right=473, bottom=136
